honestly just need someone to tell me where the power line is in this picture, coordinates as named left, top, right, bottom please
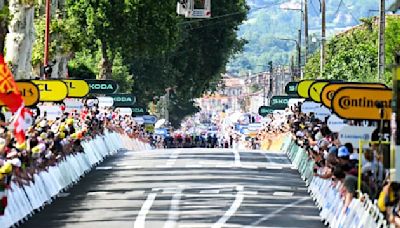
left=342, top=1, right=360, bottom=24
left=333, top=0, right=344, bottom=18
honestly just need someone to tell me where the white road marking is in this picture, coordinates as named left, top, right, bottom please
left=241, top=165, right=259, bottom=169
left=200, top=189, right=220, bottom=194
left=212, top=185, right=244, bottom=228
left=166, top=150, right=181, bottom=167
left=233, top=150, right=241, bottom=167
left=273, top=191, right=294, bottom=197
left=246, top=197, right=309, bottom=227
left=96, top=166, right=113, bottom=170
left=134, top=193, right=157, bottom=228
left=185, top=164, right=202, bottom=168
left=163, top=189, right=183, bottom=228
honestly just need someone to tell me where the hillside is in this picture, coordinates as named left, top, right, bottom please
left=227, top=0, right=396, bottom=75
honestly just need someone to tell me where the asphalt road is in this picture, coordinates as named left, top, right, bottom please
left=22, top=147, right=323, bottom=228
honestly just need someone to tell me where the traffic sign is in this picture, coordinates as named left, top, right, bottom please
left=258, top=106, right=274, bottom=117
left=331, top=87, right=392, bottom=120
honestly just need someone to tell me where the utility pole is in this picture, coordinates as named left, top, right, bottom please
left=297, top=29, right=301, bottom=78
left=304, top=0, right=309, bottom=63
left=44, top=0, right=51, bottom=79
left=263, top=72, right=266, bottom=106
left=393, top=53, right=400, bottom=181
left=378, top=0, right=386, bottom=81
left=320, top=0, right=326, bottom=79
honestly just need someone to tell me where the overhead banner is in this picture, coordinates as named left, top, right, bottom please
left=297, top=80, right=315, bottom=98
left=63, top=80, right=90, bottom=98
left=116, top=108, right=133, bottom=116
left=284, top=82, right=299, bottom=96
left=327, top=114, right=348, bottom=132
left=64, top=98, right=84, bottom=113
left=38, top=105, right=63, bottom=120
left=258, top=106, right=274, bottom=117
left=32, top=80, right=68, bottom=102
left=143, top=115, right=157, bottom=124
left=332, top=87, right=392, bottom=120
left=300, top=101, right=321, bottom=114
left=109, top=94, right=136, bottom=107
left=0, top=81, right=40, bottom=107
left=321, top=82, right=387, bottom=109
left=132, top=106, right=147, bottom=116
left=85, top=79, right=118, bottom=94
left=270, top=96, right=290, bottom=110
left=308, top=81, right=329, bottom=103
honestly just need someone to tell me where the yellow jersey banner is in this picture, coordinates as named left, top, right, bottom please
left=297, top=80, right=315, bottom=98
left=309, top=81, right=329, bottom=103
left=63, top=80, right=90, bottom=98
left=32, top=80, right=68, bottom=102
left=332, top=87, right=392, bottom=120
left=321, top=83, right=387, bottom=109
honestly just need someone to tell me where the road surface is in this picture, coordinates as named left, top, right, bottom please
left=22, top=148, right=323, bottom=228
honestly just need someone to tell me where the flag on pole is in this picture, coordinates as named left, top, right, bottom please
left=0, top=55, right=23, bottom=113
left=12, top=106, right=32, bottom=144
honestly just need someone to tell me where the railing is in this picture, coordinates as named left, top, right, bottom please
left=282, top=136, right=389, bottom=228
left=0, top=131, right=150, bottom=228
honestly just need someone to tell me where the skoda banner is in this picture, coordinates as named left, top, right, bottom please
left=109, top=94, right=136, bottom=107
left=284, top=82, right=299, bottom=96
left=86, top=79, right=118, bottom=94
left=270, top=96, right=290, bottom=110
left=132, top=106, right=147, bottom=116
left=258, top=106, right=274, bottom=117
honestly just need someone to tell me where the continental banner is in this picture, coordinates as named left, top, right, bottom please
left=331, top=87, right=392, bottom=120
left=0, top=81, right=40, bottom=107
left=63, top=80, right=90, bottom=98
left=321, top=82, right=387, bottom=109
left=32, top=80, right=68, bottom=102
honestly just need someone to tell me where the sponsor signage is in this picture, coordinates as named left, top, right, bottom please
left=64, top=99, right=84, bottom=113
left=314, top=105, right=332, bottom=121
left=284, top=82, right=299, bottom=96
left=85, top=79, right=118, bottom=94
left=143, top=115, right=157, bottom=124
left=321, top=83, right=387, bottom=109
left=332, top=87, right=392, bottom=120
left=131, top=106, right=147, bottom=116
left=270, top=96, right=290, bottom=110
left=327, top=114, right=348, bottom=132
left=258, top=106, right=274, bottom=117
left=297, top=80, right=315, bottom=98
left=109, top=94, right=136, bottom=107
left=338, top=126, right=376, bottom=148
left=63, top=80, right=90, bottom=98
left=0, top=81, right=40, bottom=107
left=133, top=117, right=145, bottom=125
left=116, top=108, right=133, bottom=116
left=308, top=81, right=329, bottom=103
left=38, top=105, right=63, bottom=120
left=97, top=97, right=114, bottom=107
left=300, top=101, right=321, bottom=114
left=32, top=80, right=68, bottom=102
left=145, top=124, right=155, bottom=133
left=248, top=123, right=262, bottom=132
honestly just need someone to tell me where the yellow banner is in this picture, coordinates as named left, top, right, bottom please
left=321, top=83, right=387, bottom=108
left=297, top=80, right=315, bottom=98
left=0, top=81, right=40, bottom=107
left=63, top=80, right=90, bottom=98
left=32, top=80, right=68, bottom=102
left=309, top=81, right=329, bottom=103
left=332, top=87, right=392, bottom=120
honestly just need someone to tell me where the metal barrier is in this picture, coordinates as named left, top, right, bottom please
left=0, top=131, right=150, bottom=228
left=283, top=136, right=389, bottom=228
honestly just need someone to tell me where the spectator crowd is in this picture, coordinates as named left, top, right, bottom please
left=0, top=103, right=150, bottom=215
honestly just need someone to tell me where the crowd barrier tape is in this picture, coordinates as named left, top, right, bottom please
left=283, top=136, right=389, bottom=228
left=0, top=131, right=151, bottom=228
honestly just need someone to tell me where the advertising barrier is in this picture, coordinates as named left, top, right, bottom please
left=0, top=132, right=151, bottom=228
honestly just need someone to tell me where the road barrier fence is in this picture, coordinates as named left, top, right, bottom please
left=0, top=131, right=150, bottom=228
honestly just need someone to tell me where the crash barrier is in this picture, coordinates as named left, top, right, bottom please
left=282, top=136, right=388, bottom=228
left=0, top=131, right=151, bottom=228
